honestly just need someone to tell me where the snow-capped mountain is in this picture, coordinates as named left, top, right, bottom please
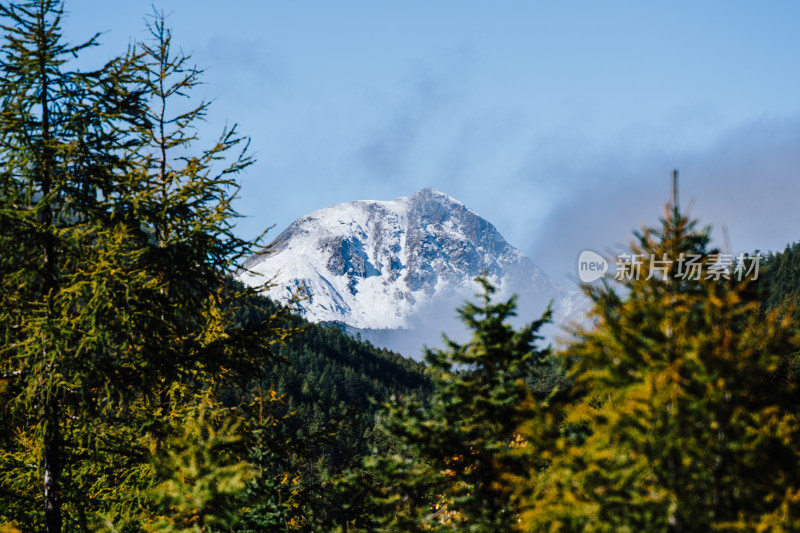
left=238, top=188, right=587, bottom=352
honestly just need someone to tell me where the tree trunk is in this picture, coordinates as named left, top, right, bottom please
left=43, top=399, right=62, bottom=533
left=37, top=4, right=61, bottom=530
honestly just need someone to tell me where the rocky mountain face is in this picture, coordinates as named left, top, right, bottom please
left=238, top=188, right=587, bottom=355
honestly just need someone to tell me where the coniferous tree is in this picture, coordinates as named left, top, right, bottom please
left=142, top=387, right=250, bottom=533
left=0, top=2, right=144, bottom=529
left=360, top=278, right=552, bottom=532
left=237, top=391, right=305, bottom=532
left=0, top=3, right=284, bottom=530
left=519, top=201, right=800, bottom=531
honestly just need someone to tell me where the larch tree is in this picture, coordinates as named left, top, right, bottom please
left=0, top=2, right=284, bottom=531
left=519, top=192, right=800, bottom=531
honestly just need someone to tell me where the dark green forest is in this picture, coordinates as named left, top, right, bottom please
left=3, top=2, right=800, bottom=532
left=758, top=243, right=800, bottom=311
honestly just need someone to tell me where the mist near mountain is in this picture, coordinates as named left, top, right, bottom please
left=238, top=188, right=588, bottom=358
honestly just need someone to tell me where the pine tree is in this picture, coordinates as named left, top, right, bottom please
left=235, top=388, right=322, bottom=532
left=142, top=387, right=250, bottom=533
left=0, top=2, right=143, bottom=529
left=363, top=278, right=552, bottom=532
left=0, top=3, right=284, bottom=530
left=519, top=197, right=800, bottom=531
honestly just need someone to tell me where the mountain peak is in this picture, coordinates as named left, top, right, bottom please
left=237, top=189, right=565, bottom=334
left=407, top=187, right=465, bottom=208
left=409, top=186, right=448, bottom=198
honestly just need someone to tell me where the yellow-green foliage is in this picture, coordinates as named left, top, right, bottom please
left=519, top=205, right=800, bottom=532
left=0, top=2, right=284, bottom=530
left=143, top=391, right=250, bottom=532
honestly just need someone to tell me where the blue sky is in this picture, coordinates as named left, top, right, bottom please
left=61, top=1, right=800, bottom=286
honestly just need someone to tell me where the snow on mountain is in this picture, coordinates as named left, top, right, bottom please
left=238, top=188, right=588, bottom=348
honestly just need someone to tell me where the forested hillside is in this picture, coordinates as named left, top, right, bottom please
left=758, top=242, right=800, bottom=310
left=232, top=292, right=430, bottom=470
